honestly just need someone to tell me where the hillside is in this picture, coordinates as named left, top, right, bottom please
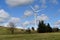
left=0, top=26, right=24, bottom=34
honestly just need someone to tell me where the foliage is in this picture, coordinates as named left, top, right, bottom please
left=8, top=22, right=16, bottom=34
left=52, top=28, right=59, bottom=32
left=26, top=28, right=31, bottom=33
left=46, top=23, right=52, bottom=32
left=31, top=27, right=35, bottom=31
left=37, top=21, right=52, bottom=33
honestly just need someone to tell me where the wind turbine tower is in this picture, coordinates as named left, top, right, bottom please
left=30, top=5, right=45, bottom=27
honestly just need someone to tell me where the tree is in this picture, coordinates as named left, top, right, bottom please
left=46, top=23, right=52, bottom=32
left=52, top=28, right=59, bottom=32
left=8, top=22, right=16, bottom=34
left=26, top=28, right=31, bottom=33
left=37, top=21, right=47, bottom=33
left=32, top=27, right=35, bottom=31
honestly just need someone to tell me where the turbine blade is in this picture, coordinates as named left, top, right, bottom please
left=30, top=5, right=35, bottom=11
left=35, top=9, right=45, bottom=12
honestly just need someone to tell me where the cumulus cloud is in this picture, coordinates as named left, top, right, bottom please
left=30, top=14, right=49, bottom=25
left=54, top=25, right=59, bottom=28
left=51, top=0, right=58, bottom=5
left=22, top=21, right=30, bottom=27
left=54, top=20, right=60, bottom=28
left=40, top=0, right=46, bottom=4
left=52, top=0, right=58, bottom=4
left=0, top=9, right=10, bottom=23
left=30, top=20, right=35, bottom=25
left=0, top=9, right=21, bottom=27
left=54, top=20, right=60, bottom=25
left=40, top=0, right=58, bottom=8
left=6, top=0, right=34, bottom=7
left=34, top=5, right=40, bottom=11
left=41, top=4, right=47, bottom=9
left=40, top=0, right=58, bottom=5
left=9, top=17, right=20, bottom=24
left=37, top=14, right=49, bottom=21
left=23, top=10, right=33, bottom=18
left=4, top=17, right=21, bottom=27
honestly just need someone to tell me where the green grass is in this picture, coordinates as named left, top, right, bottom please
left=0, top=33, right=60, bottom=40
left=0, top=27, right=60, bottom=40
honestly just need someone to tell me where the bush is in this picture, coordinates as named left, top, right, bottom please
left=26, top=28, right=31, bottom=33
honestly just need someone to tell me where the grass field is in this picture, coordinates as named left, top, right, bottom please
left=0, top=27, right=60, bottom=40
left=0, top=33, right=60, bottom=40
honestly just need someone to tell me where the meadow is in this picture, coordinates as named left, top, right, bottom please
left=0, top=33, right=60, bottom=40
left=0, top=26, right=60, bottom=40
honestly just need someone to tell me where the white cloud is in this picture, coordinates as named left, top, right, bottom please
left=0, top=9, right=10, bottom=23
left=40, top=0, right=46, bottom=4
left=37, top=14, right=49, bottom=21
left=16, top=27, right=23, bottom=29
left=34, top=5, right=40, bottom=11
left=9, top=17, right=20, bottom=24
left=3, top=22, right=9, bottom=27
left=54, top=25, right=59, bottom=28
left=30, top=14, right=49, bottom=25
left=4, top=17, right=21, bottom=27
left=40, top=0, right=58, bottom=5
left=41, top=4, right=47, bottom=8
left=23, top=10, right=33, bottom=18
left=53, top=0, right=58, bottom=4
left=0, top=9, right=21, bottom=27
left=22, top=21, right=30, bottom=27
left=54, top=20, right=60, bottom=28
left=6, top=0, right=34, bottom=7
left=51, top=0, right=58, bottom=5
left=54, top=20, right=60, bottom=25
left=30, top=20, right=35, bottom=25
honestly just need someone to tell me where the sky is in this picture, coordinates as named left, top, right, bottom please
left=0, top=0, right=60, bottom=29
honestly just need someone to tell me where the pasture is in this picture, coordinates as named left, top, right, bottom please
left=0, top=33, right=60, bottom=40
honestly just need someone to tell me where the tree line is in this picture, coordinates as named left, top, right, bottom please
left=7, top=21, right=59, bottom=34
left=37, top=21, right=59, bottom=33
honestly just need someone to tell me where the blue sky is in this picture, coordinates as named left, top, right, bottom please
left=0, top=0, right=60, bottom=29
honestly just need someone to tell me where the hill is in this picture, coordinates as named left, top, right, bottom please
left=0, top=26, right=24, bottom=34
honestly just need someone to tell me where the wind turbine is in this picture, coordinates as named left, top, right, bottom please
left=30, top=5, right=45, bottom=27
